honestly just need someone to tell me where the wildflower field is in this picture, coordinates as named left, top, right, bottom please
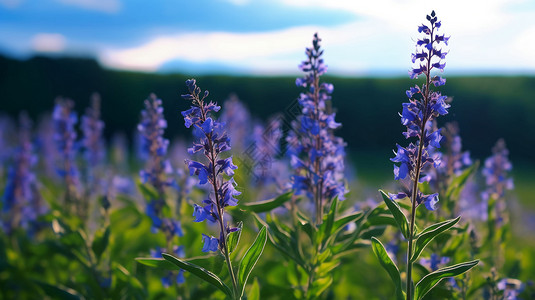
left=1, top=10, right=535, bottom=300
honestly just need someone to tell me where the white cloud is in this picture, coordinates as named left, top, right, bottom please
left=222, top=0, right=250, bottom=5
left=512, top=25, right=535, bottom=68
left=96, top=0, right=534, bottom=74
left=99, top=25, right=354, bottom=72
left=0, top=0, right=23, bottom=9
left=279, top=0, right=521, bottom=34
left=31, top=33, right=67, bottom=53
left=55, top=0, right=121, bottom=13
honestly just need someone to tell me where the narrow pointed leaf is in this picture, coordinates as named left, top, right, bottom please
left=308, top=274, right=333, bottom=298
left=414, top=260, right=479, bottom=300
left=247, top=277, right=260, bottom=300
left=371, top=237, right=404, bottom=300
left=227, top=221, right=243, bottom=254
left=411, top=216, right=460, bottom=262
left=161, top=253, right=233, bottom=298
left=238, top=226, right=268, bottom=297
left=241, top=192, right=293, bottom=213
left=91, top=226, right=110, bottom=261
left=136, top=257, right=176, bottom=269
left=319, top=197, right=338, bottom=245
left=332, top=211, right=364, bottom=234
left=380, top=190, right=410, bottom=239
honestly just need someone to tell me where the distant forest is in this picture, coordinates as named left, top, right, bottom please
left=1, top=55, right=534, bottom=162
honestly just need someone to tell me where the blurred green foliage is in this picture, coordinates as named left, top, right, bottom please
left=1, top=55, right=534, bottom=163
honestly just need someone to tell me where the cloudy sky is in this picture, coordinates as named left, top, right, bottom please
left=1, top=0, right=534, bottom=76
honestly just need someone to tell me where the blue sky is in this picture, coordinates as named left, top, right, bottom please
left=1, top=0, right=534, bottom=76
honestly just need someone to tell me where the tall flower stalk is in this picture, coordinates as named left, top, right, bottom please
left=287, top=33, right=347, bottom=225
left=138, top=94, right=184, bottom=286
left=428, top=121, right=473, bottom=218
left=53, top=98, right=81, bottom=214
left=394, top=11, right=450, bottom=298
left=181, top=79, right=241, bottom=297
left=373, top=11, right=477, bottom=300
left=1, top=113, right=46, bottom=235
left=81, top=93, right=105, bottom=191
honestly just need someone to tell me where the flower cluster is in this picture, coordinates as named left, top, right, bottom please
left=53, top=98, right=81, bottom=198
left=138, top=94, right=185, bottom=287
left=252, top=116, right=283, bottom=183
left=481, top=139, right=513, bottom=202
left=286, top=33, right=347, bottom=220
left=182, top=79, right=240, bottom=253
left=434, top=122, right=472, bottom=178
left=1, top=114, right=47, bottom=235
left=220, top=94, right=252, bottom=153
left=137, top=94, right=174, bottom=193
left=81, top=93, right=105, bottom=168
left=138, top=94, right=181, bottom=232
left=390, top=10, right=450, bottom=211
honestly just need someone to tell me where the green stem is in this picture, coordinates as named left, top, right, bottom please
left=198, top=99, right=240, bottom=299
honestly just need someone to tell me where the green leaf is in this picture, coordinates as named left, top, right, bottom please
left=241, top=192, right=292, bottom=213
left=371, top=237, right=404, bottom=300
left=238, top=226, right=268, bottom=297
left=318, top=197, right=338, bottom=246
left=414, top=260, right=479, bottom=300
left=246, top=277, right=260, bottom=300
left=366, top=215, right=397, bottom=227
left=136, top=181, right=159, bottom=201
left=187, top=254, right=225, bottom=275
left=161, top=253, right=233, bottom=298
left=308, top=274, right=333, bottom=298
left=411, top=216, right=460, bottom=262
left=91, top=226, right=110, bottom=261
left=227, top=221, right=243, bottom=254
left=446, top=162, right=478, bottom=200
left=34, top=280, right=81, bottom=300
left=135, top=257, right=176, bottom=269
left=380, top=190, right=410, bottom=239
left=332, top=211, right=364, bottom=234
left=256, top=214, right=305, bottom=267
left=298, top=218, right=316, bottom=242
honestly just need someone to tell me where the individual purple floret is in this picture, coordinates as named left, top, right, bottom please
left=390, top=10, right=450, bottom=211
left=481, top=139, right=513, bottom=202
left=1, top=113, right=47, bottom=235
left=286, top=33, right=347, bottom=223
left=181, top=79, right=241, bottom=254
left=497, top=278, right=523, bottom=300
left=53, top=98, right=81, bottom=204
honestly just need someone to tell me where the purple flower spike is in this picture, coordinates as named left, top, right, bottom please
left=391, top=11, right=450, bottom=211
left=1, top=113, right=47, bottom=235
left=181, top=79, right=241, bottom=254
left=287, top=33, right=347, bottom=222
left=138, top=94, right=184, bottom=287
